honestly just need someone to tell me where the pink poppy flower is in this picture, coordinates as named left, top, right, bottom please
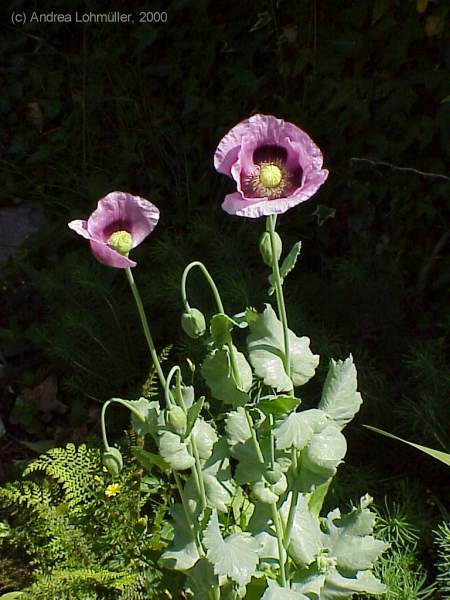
left=68, top=191, right=159, bottom=268
left=214, top=114, right=328, bottom=218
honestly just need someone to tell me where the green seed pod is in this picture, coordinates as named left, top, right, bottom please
left=166, top=406, right=187, bottom=435
left=102, top=447, right=123, bottom=477
left=181, top=308, right=206, bottom=338
left=259, top=231, right=282, bottom=267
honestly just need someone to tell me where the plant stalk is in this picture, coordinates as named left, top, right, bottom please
left=125, top=268, right=166, bottom=389
left=284, top=449, right=299, bottom=547
left=267, top=216, right=292, bottom=383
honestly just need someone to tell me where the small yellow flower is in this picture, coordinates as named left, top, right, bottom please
left=136, top=516, right=147, bottom=526
left=105, top=483, right=122, bottom=497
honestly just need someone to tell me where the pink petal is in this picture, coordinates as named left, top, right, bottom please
left=87, top=191, right=159, bottom=246
left=89, top=240, right=137, bottom=269
left=68, top=219, right=91, bottom=240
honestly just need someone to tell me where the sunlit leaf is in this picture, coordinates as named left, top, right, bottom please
left=201, top=347, right=252, bottom=407
left=204, top=510, right=260, bottom=586
left=319, top=356, right=362, bottom=429
left=247, top=304, right=319, bottom=392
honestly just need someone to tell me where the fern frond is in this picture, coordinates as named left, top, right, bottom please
left=0, top=480, right=54, bottom=513
left=140, top=345, right=172, bottom=399
left=22, top=444, right=100, bottom=511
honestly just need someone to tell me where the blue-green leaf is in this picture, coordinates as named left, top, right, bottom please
left=201, top=347, right=252, bottom=407
left=280, top=494, right=322, bottom=566
left=261, top=580, right=309, bottom=599
left=258, top=395, right=300, bottom=417
left=131, top=446, right=170, bottom=472
left=158, top=431, right=195, bottom=471
left=247, top=305, right=319, bottom=392
left=204, top=510, right=260, bottom=586
left=162, top=503, right=200, bottom=571
left=319, top=356, right=362, bottom=429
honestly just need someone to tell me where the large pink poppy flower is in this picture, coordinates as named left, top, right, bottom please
left=214, top=114, right=328, bottom=218
left=68, top=191, right=159, bottom=268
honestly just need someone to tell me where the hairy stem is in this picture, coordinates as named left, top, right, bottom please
left=125, top=268, right=166, bottom=389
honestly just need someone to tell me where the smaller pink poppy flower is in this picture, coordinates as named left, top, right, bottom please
left=214, top=114, right=328, bottom=218
left=68, top=191, right=159, bottom=268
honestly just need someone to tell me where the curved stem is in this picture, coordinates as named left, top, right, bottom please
left=101, top=398, right=146, bottom=450
left=181, top=260, right=242, bottom=388
left=181, top=261, right=225, bottom=313
left=101, top=400, right=111, bottom=450
left=125, top=268, right=166, bottom=390
left=165, top=365, right=182, bottom=408
left=267, top=216, right=292, bottom=382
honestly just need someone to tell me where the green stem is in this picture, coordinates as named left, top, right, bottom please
left=181, top=260, right=242, bottom=388
left=191, top=439, right=207, bottom=511
left=283, top=449, right=299, bottom=547
left=165, top=365, right=182, bottom=408
left=174, top=471, right=205, bottom=556
left=271, top=503, right=287, bottom=587
left=269, top=414, right=275, bottom=469
left=125, top=268, right=166, bottom=390
left=267, top=216, right=291, bottom=383
left=244, top=409, right=264, bottom=464
left=101, top=398, right=146, bottom=450
left=181, top=261, right=225, bottom=313
left=167, top=366, right=207, bottom=510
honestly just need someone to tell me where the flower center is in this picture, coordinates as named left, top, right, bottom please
left=108, top=230, right=133, bottom=255
left=259, top=163, right=283, bottom=189
left=248, top=159, right=291, bottom=200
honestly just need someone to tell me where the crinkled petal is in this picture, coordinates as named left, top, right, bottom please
left=215, top=114, right=323, bottom=175
left=90, top=240, right=137, bottom=269
left=215, top=114, right=328, bottom=218
left=68, top=219, right=91, bottom=240
left=87, top=191, right=159, bottom=246
left=221, top=169, right=328, bottom=219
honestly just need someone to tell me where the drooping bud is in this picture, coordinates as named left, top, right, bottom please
left=108, top=230, right=133, bottom=255
left=166, top=406, right=187, bottom=435
left=102, top=447, right=123, bottom=477
left=181, top=308, right=206, bottom=338
left=259, top=231, right=282, bottom=266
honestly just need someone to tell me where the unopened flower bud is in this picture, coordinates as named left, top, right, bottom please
left=265, top=466, right=283, bottom=485
left=259, top=231, right=282, bottom=267
left=181, top=308, right=206, bottom=338
left=102, top=447, right=123, bottom=477
left=166, top=406, right=187, bottom=435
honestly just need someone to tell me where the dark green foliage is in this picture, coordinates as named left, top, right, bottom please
left=0, top=443, right=179, bottom=599
left=1, top=0, right=449, bottom=595
left=434, top=522, right=450, bottom=597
